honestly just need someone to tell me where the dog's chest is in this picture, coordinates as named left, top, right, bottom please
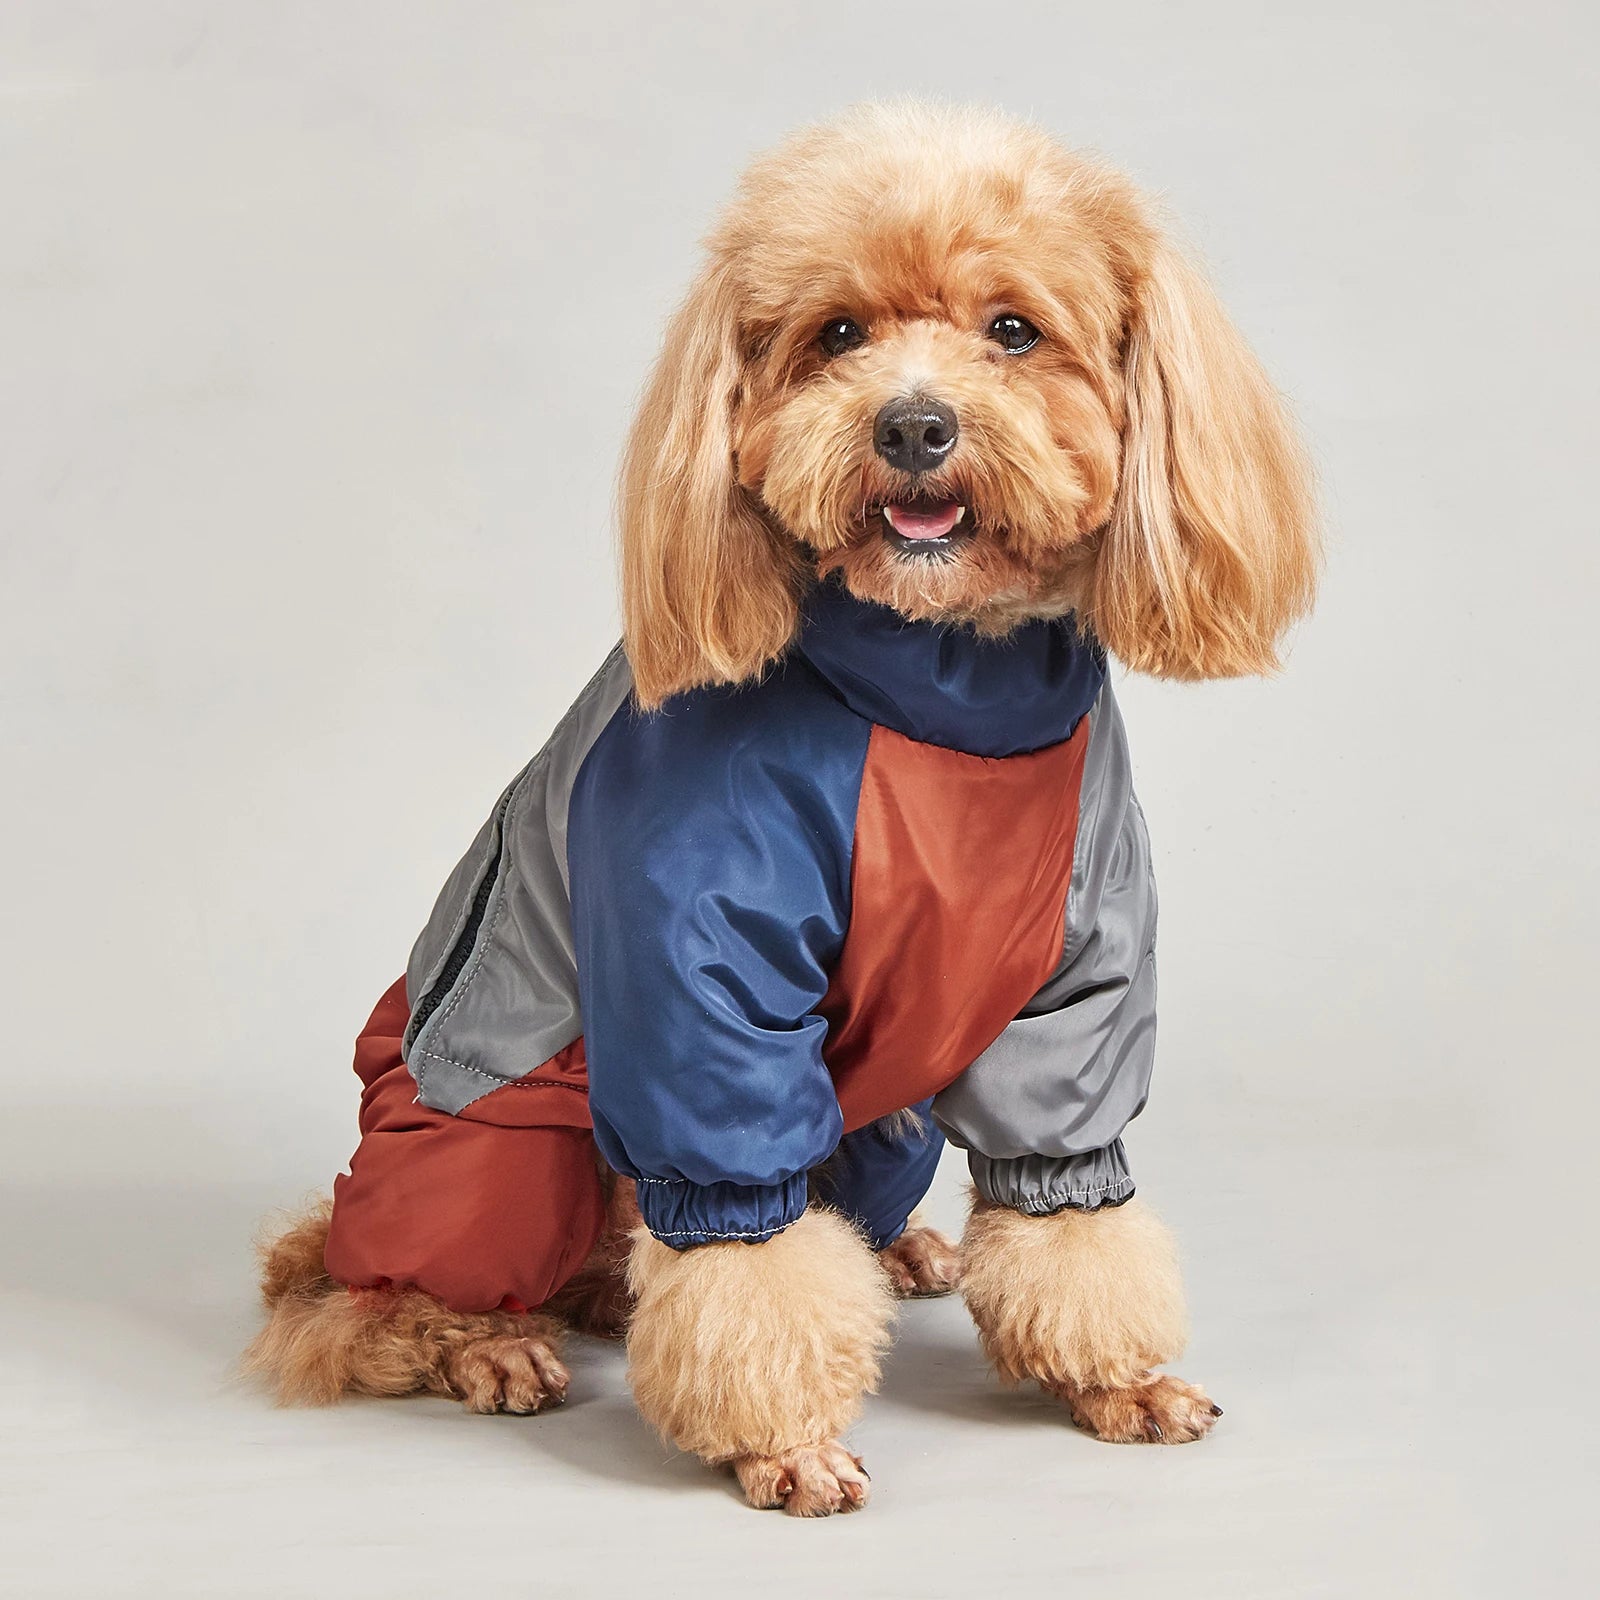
left=821, top=717, right=1089, bottom=1130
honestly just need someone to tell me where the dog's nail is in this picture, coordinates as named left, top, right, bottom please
left=1144, top=1418, right=1164, bottom=1441
left=1209, top=1404, right=1223, bottom=1416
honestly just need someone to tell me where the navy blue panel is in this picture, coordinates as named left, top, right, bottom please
left=797, top=576, right=1105, bottom=758
left=811, top=1100, right=945, bottom=1250
left=568, top=658, right=873, bottom=1244
left=632, top=1174, right=810, bottom=1249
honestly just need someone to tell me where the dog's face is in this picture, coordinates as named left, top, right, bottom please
left=729, top=146, right=1128, bottom=630
left=620, top=103, right=1317, bottom=708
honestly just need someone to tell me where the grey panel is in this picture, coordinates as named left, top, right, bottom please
left=403, top=646, right=633, bottom=1114
left=933, top=680, right=1160, bottom=1212
left=968, top=1140, right=1134, bottom=1215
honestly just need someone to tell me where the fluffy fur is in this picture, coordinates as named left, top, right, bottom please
left=247, top=1187, right=943, bottom=1493
left=624, top=1208, right=895, bottom=1473
left=244, top=1202, right=569, bottom=1412
left=960, top=1196, right=1216, bottom=1441
left=620, top=100, right=1317, bottom=707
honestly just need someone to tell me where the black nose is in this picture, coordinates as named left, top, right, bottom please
left=873, top=396, right=959, bottom=474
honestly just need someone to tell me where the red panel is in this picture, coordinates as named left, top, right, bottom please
left=821, top=718, right=1088, bottom=1131
left=324, top=981, right=605, bottom=1312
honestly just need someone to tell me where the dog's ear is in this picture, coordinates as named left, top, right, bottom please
left=619, top=259, right=803, bottom=709
left=1088, top=241, right=1319, bottom=679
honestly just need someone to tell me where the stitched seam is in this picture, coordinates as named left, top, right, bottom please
left=630, top=1175, right=802, bottom=1190
left=637, top=1173, right=805, bottom=1240
left=412, top=644, right=628, bottom=1093
left=1030, top=1175, right=1133, bottom=1203
left=1008, top=1178, right=1136, bottom=1215
left=414, top=1047, right=584, bottom=1090
left=1061, top=699, right=1109, bottom=968
left=649, top=1223, right=794, bottom=1241
left=410, top=832, right=511, bottom=1103
left=483, top=1079, right=587, bottom=1096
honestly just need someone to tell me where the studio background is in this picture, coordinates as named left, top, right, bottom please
left=2, top=3, right=1594, bottom=1596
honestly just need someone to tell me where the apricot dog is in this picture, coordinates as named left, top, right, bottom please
left=247, top=100, right=1316, bottom=1516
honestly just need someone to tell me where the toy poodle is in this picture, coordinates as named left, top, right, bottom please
left=246, top=99, right=1317, bottom=1516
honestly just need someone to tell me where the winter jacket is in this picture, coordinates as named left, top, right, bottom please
left=399, top=577, right=1158, bottom=1250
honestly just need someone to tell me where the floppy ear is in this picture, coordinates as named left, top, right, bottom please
left=1089, top=242, right=1319, bottom=679
left=618, top=259, right=803, bottom=709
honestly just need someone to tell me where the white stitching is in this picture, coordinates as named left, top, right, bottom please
left=638, top=1175, right=805, bottom=1240
left=1047, top=1176, right=1130, bottom=1199
left=1060, top=699, right=1106, bottom=967
left=628, top=1175, right=804, bottom=1190
left=414, top=1046, right=580, bottom=1087
left=1020, top=1178, right=1135, bottom=1212
left=648, top=1223, right=795, bottom=1241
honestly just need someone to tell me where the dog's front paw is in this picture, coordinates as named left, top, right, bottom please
left=734, top=1442, right=871, bottom=1516
left=1054, top=1373, right=1221, bottom=1443
left=879, top=1226, right=962, bottom=1297
left=443, top=1334, right=569, bottom=1415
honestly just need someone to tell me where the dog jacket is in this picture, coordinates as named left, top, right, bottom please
left=384, top=577, right=1159, bottom=1258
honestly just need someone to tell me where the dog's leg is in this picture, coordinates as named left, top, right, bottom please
left=625, top=1208, right=894, bottom=1516
left=244, top=1201, right=569, bottom=1413
left=878, top=1213, right=963, bottom=1297
left=960, top=1196, right=1220, bottom=1443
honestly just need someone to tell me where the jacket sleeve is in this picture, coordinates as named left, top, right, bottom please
left=567, top=669, right=872, bottom=1249
left=810, top=1100, right=945, bottom=1250
left=932, top=682, right=1158, bottom=1215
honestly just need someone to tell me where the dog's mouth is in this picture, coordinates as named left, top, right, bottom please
left=876, top=495, right=972, bottom=557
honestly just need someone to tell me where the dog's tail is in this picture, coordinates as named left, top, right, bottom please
left=243, top=1199, right=477, bottom=1406
left=254, top=1196, right=336, bottom=1306
left=243, top=1197, right=376, bottom=1406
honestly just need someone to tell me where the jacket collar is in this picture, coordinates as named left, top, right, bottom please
left=794, top=577, right=1105, bottom=758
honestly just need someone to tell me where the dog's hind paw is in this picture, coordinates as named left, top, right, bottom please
left=443, top=1333, right=569, bottom=1415
left=734, top=1441, right=871, bottom=1516
left=879, top=1225, right=962, bottom=1297
left=1054, top=1373, right=1221, bottom=1444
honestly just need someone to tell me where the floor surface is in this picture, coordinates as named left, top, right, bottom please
left=3, top=1137, right=1585, bottom=1599
left=3, top=4, right=1596, bottom=1594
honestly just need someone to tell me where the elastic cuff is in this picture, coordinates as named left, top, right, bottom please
left=633, top=1172, right=808, bottom=1250
left=968, top=1139, right=1134, bottom=1216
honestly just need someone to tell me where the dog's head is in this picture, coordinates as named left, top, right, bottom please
left=620, top=101, right=1318, bottom=708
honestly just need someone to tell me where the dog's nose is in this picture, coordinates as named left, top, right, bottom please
left=873, top=396, right=959, bottom=474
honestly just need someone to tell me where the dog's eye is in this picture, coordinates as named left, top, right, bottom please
left=818, top=317, right=867, bottom=358
left=987, top=313, right=1041, bottom=353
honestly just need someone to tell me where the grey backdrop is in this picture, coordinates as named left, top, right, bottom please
left=2, top=3, right=1595, bottom=1596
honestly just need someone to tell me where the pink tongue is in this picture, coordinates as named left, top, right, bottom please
left=885, top=500, right=962, bottom=540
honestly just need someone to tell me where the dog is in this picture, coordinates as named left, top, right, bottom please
left=246, top=99, right=1317, bottom=1517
